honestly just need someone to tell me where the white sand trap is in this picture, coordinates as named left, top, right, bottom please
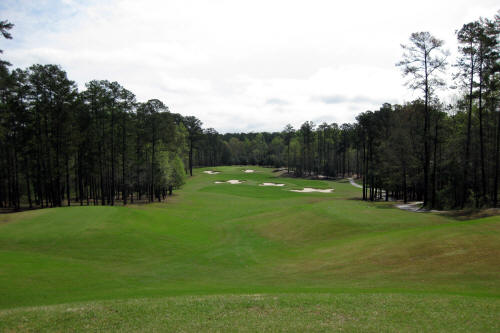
left=203, top=171, right=220, bottom=175
left=243, top=169, right=255, bottom=173
left=259, top=182, right=285, bottom=187
left=214, top=179, right=245, bottom=184
left=290, top=187, right=334, bottom=193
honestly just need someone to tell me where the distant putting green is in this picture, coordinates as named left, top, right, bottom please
left=1, top=166, right=499, bottom=331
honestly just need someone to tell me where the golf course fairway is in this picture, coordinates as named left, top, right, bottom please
left=1, top=166, right=499, bottom=331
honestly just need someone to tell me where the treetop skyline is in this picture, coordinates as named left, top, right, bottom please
left=1, top=0, right=497, bottom=133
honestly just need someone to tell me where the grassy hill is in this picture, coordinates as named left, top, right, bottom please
left=1, top=166, right=499, bottom=331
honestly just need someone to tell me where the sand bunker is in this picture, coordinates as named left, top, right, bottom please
left=214, top=180, right=245, bottom=184
left=243, top=169, right=255, bottom=173
left=259, top=182, right=285, bottom=187
left=203, top=171, right=220, bottom=175
left=290, top=187, right=333, bottom=193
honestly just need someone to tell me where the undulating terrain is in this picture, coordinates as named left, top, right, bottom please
left=1, top=166, right=499, bottom=331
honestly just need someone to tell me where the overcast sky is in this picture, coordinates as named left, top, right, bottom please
left=1, top=0, right=498, bottom=133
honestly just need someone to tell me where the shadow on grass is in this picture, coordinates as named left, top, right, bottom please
left=442, top=208, right=500, bottom=221
left=373, top=204, right=394, bottom=209
left=277, top=172, right=340, bottom=181
left=345, top=197, right=365, bottom=201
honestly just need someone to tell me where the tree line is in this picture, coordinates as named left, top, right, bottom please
left=191, top=11, right=499, bottom=209
left=0, top=21, right=197, bottom=210
left=1, top=11, right=499, bottom=210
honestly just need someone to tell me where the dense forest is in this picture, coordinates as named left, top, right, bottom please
left=0, top=20, right=195, bottom=209
left=1, top=11, right=499, bottom=210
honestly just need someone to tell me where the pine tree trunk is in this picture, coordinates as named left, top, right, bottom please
left=189, top=139, right=193, bottom=176
left=111, top=104, right=115, bottom=206
left=494, top=107, right=500, bottom=207
left=462, top=51, right=474, bottom=208
left=24, top=158, right=32, bottom=209
left=66, top=153, right=70, bottom=206
left=423, top=65, right=430, bottom=208
left=431, top=114, right=439, bottom=208
left=478, top=57, right=486, bottom=204
left=122, top=113, right=127, bottom=205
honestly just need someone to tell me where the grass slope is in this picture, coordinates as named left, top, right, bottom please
left=1, top=166, right=499, bottom=331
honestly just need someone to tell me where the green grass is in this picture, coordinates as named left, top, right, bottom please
left=1, top=166, right=499, bottom=331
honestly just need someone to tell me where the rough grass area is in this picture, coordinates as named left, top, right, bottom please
left=0, top=166, right=499, bottom=331
left=1, top=294, right=498, bottom=332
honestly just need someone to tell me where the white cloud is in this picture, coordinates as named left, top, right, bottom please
left=2, top=0, right=498, bottom=132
